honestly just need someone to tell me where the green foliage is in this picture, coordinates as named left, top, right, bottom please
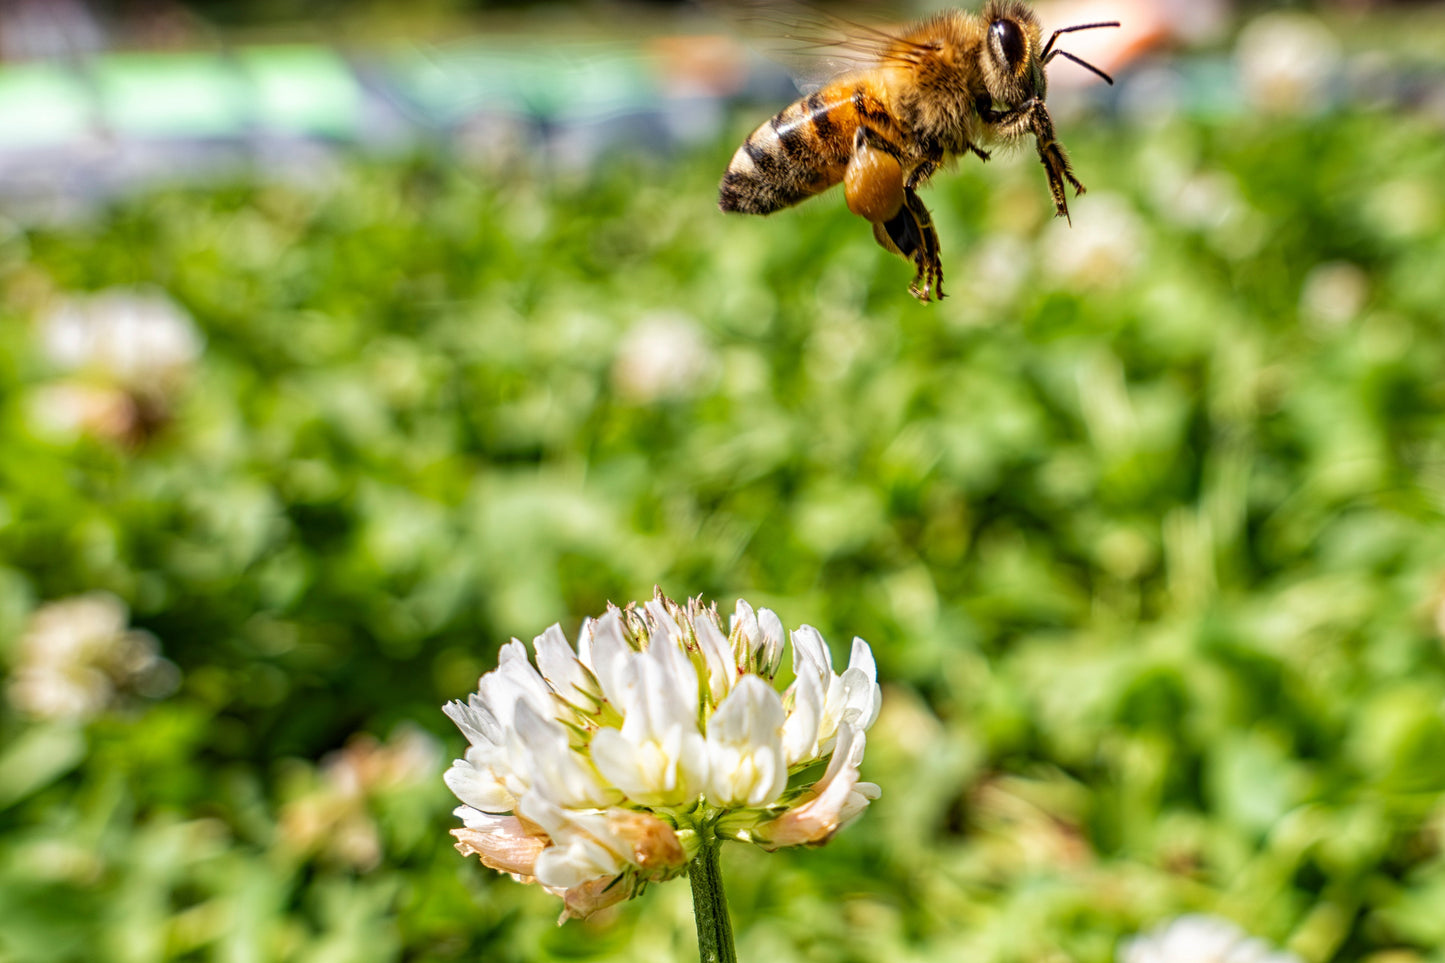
left=3, top=108, right=1445, bottom=962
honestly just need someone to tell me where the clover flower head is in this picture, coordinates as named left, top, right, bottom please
left=7, top=592, right=179, bottom=723
left=610, top=311, right=717, bottom=403
left=1120, top=915, right=1304, bottom=963
left=279, top=725, right=442, bottom=871
left=29, top=286, right=203, bottom=443
left=442, top=590, right=882, bottom=920
left=38, top=286, right=203, bottom=387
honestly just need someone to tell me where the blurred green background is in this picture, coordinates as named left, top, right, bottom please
left=3, top=1, right=1445, bottom=961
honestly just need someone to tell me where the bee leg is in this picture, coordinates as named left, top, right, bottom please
left=845, top=127, right=945, bottom=301
left=904, top=188, right=945, bottom=301
left=1026, top=102, right=1084, bottom=223
left=986, top=99, right=1084, bottom=221
left=905, top=146, right=945, bottom=189
left=873, top=187, right=945, bottom=302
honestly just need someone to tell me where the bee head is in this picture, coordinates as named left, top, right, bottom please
left=980, top=0, right=1046, bottom=106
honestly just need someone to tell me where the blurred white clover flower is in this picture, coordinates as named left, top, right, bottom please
left=1040, top=193, right=1146, bottom=290
left=38, top=286, right=203, bottom=387
left=28, top=286, right=204, bottom=443
left=1236, top=13, right=1341, bottom=116
left=1120, top=915, right=1304, bottom=963
left=1299, top=261, right=1369, bottom=332
left=610, top=312, right=718, bottom=403
left=6, top=592, right=179, bottom=723
left=443, top=590, right=881, bottom=921
left=279, top=725, right=443, bottom=871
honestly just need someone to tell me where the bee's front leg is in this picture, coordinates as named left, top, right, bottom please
left=1026, top=102, right=1085, bottom=223
left=844, top=128, right=946, bottom=302
left=981, top=98, right=1084, bottom=221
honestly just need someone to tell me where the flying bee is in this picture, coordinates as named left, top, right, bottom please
left=718, top=1, right=1119, bottom=302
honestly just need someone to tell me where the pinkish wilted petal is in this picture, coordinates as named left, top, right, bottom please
left=451, top=815, right=548, bottom=879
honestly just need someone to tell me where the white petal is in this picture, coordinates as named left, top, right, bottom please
left=820, top=719, right=866, bottom=785
left=838, top=637, right=881, bottom=732
left=584, top=611, right=635, bottom=709
left=443, top=757, right=516, bottom=813
left=533, top=624, right=601, bottom=709
left=754, top=722, right=871, bottom=849
left=512, top=701, right=620, bottom=809
left=590, top=723, right=706, bottom=808
left=443, top=698, right=500, bottom=749
left=575, top=617, right=597, bottom=669
left=705, top=675, right=787, bottom=808
left=781, top=668, right=825, bottom=766
left=790, top=625, right=834, bottom=678
left=624, top=643, right=698, bottom=745
left=838, top=781, right=881, bottom=827
left=643, top=599, right=683, bottom=652
left=709, top=675, right=782, bottom=743
left=472, top=640, right=554, bottom=732
left=587, top=727, right=641, bottom=798
left=453, top=805, right=514, bottom=830
left=694, top=612, right=735, bottom=703
left=846, top=636, right=876, bottom=683
left=729, top=599, right=760, bottom=666
left=533, top=837, right=623, bottom=890
left=755, top=608, right=785, bottom=677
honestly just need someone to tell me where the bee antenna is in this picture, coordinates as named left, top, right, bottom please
left=1045, top=49, right=1115, bottom=85
left=1041, top=20, right=1120, bottom=60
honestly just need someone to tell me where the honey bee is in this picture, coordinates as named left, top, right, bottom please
left=718, top=1, right=1118, bottom=302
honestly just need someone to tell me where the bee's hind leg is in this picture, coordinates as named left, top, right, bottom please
left=844, top=127, right=945, bottom=301
left=872, top=187, right=944, bottom=302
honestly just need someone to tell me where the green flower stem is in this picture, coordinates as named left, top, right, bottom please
left=688, top=836, right=738, bottom=963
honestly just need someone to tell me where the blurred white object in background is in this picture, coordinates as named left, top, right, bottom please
left=611, top=310, right=717, bottom=403
left=28, top=285, right=204, bottom=443
left=968, top=234, right=1034, bottom=310
left=1120, top=915, right=1304, bottom=963
left=278, top=725, right=443, bottom=871
left=1237, top=13, right=1342, bottom=115
left=38, top=286, right=203, bottom=387
left=1299, top=261, right=1369, bottom=331
left=1040, top=192, right=1147, bottom=289
left=7, top=592, right=179, bottom=723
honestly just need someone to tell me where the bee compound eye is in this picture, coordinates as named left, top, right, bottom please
left=989, top=19, right=1027, bottom=71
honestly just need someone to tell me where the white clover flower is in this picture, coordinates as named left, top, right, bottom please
left=610, top=312, right=718, bottom=403
left=1121, top=915, right=1304, bottom=963
left=38, top=286, right=203, bottom=387
left=442, top=590, right=881, bottom=921
left=6, top=592, right=179, bottom=723
left=29, top=286, right=204, bottom=443
left=1041, top=192, right=1147, bottom=290
left=1236, top=13, right=1341, bottom=116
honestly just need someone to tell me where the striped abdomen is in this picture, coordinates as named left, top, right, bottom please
left=718, top=84, right=866, bottom=215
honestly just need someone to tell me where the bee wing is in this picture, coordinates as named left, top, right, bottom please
left=703, top=0, right=914, bottom=93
